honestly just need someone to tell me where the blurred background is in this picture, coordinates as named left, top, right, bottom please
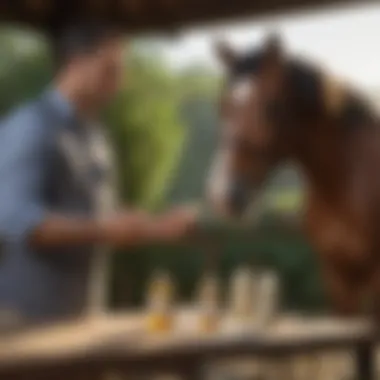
left=0, top=2, right=379, bottom=315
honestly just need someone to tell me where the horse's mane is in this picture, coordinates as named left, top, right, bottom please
left=229, top=48, right=377, bottom=129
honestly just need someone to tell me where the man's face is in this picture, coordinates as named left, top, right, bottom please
left=81, top=37, right=125, bottom=106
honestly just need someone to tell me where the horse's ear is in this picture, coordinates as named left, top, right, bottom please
left=214, top=40, right=237, bottom=68
left=263, top=33, right=284, bottom=67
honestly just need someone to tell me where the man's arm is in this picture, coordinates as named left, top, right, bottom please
left=0, top=107, right=197, bottom=250
left=0, top=106, right=51, bottom=247
left=29, top=212, right=157, bottom=248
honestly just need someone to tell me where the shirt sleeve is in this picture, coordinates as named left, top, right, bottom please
left=0, top=106, right=51, bottom=244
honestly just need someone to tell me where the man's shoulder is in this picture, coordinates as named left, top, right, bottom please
left=0, top=98, right=53, bottom=152
left=0, top=98, right=46, bottom=131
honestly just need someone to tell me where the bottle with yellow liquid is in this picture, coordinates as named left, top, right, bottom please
left=146, top=270, right=175, bottom=333
left=196, top=273, right=220, bottom=333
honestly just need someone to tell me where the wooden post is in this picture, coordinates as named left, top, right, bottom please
left=180, top=362, right=204, bottom=380
left=354, top=343, right=375, bottom=380
left=173, top=358, right=204, bottom=380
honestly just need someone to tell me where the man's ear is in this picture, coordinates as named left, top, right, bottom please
left=214, top=39, right=237, bottom=69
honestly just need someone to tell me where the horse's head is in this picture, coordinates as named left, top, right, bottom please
left=207, top=34, right=294, bottom=218
left=206, top=33, right=374, bottom=220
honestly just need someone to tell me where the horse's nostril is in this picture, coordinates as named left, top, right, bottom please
left=229, top=182, right=249, bottom=216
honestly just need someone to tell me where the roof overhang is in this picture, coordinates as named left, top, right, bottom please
left=0, top=0, right=373, bottom=34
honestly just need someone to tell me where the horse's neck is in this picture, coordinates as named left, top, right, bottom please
left=292, top=121, right=345, bottom=196
left=295, top=119, right=380, bottom=209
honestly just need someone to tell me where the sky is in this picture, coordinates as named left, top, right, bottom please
left=157, top=2, right=380, bottom=90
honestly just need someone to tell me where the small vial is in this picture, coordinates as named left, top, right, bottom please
left=146, top=270, right=175, bottom=333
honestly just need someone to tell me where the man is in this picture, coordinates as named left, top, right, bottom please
left=0, top=23, right=197, bottom=325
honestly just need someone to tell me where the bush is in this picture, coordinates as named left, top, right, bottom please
left=109, top=215, right=327, bottom=314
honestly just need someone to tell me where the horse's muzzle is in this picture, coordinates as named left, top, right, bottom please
left=227, top=180, right=252, bottom=218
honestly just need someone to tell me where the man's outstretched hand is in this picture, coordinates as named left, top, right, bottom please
left=29, top=206, right=201, bottom=249
left=152, top=205, right=200, bottom=243
left=99, top=205, right=200, bottom=247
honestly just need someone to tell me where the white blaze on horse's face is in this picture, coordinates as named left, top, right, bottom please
left=206, top=148, right=233, bottom=214
left=231, top=78, right=257, bottom=108
left=206, top=77, right=256, bottom=217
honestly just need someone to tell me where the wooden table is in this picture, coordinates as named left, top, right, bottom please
left=0, top=310, right=376, bottom=380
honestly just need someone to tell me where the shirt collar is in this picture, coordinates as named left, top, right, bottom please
left=41, top=87, right=78, bottom=127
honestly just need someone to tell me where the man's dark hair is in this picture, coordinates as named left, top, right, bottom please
left=51, top=21, right=123, bottom=68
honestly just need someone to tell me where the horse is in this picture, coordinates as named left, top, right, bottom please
left=206, top=34, right=380, bottom=320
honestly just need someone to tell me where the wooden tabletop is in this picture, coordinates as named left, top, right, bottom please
left=0, top=310, right=375, bottom=376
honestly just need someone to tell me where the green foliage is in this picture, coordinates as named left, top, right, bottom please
left=111, top=220, right=327, bottom=313
left=167, top=68, right=220, bottom=203
left=105, top=46, right=186, bottom=209
left=0, top=27, right=52, bottom=114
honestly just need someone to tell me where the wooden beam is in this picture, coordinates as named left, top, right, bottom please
left=0, top=0, right=371, bottom=34
left=0, top=314, right=375, bottom=379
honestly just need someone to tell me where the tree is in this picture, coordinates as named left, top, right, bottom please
left=167, top=65, right=220, bottom=203
left=105, top=44, right=186, bottom=209
left=0, top=27, right=52, bottom=114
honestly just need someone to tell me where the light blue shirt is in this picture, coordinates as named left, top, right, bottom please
left=0, top=88, right=112, bottom=325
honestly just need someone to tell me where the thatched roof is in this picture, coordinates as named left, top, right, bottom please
left=1, top=0, right=368, bottom=34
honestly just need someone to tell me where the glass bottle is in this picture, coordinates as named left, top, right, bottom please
left=196, top=272, right=220, bottom=332
left=146, top=270, right=175, bottom=333
left=228, top=267, right=255, bottom=324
